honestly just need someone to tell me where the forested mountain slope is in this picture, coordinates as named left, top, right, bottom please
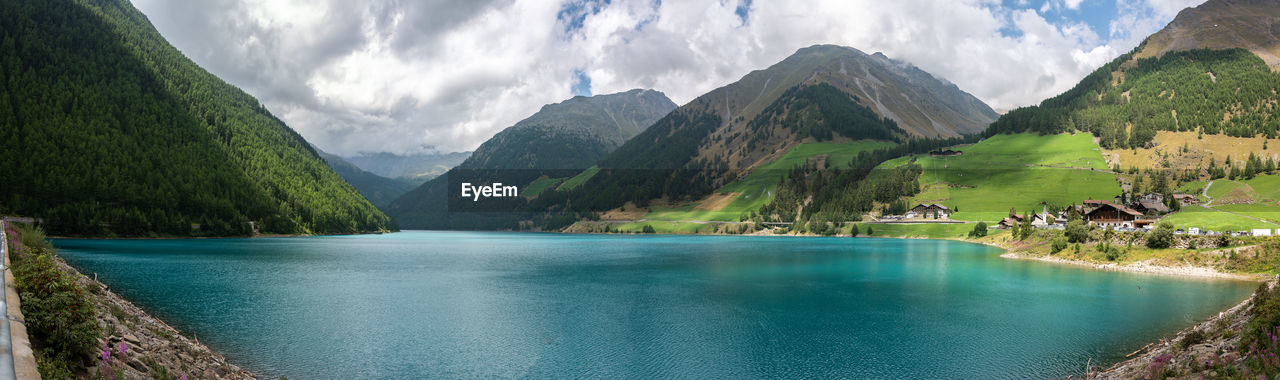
left=988, top=0, right=1280, bottom=147
left=386, top=90, right=676, bottom=229
left=0, top=0, right=394, bottom=235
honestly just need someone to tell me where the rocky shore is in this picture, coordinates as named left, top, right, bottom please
left=1090, top=282, right=1276, bottom=379
left=58, top=258, right=256, bottom=379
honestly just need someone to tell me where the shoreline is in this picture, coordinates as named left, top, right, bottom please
left=58, top=257, right=257, bottom=379
left=54, top=228, right=1274, bottom=378
left=998, top=251, right=1267, bottom=281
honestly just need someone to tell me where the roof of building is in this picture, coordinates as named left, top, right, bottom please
left=1137, top=200, right=1170, bottom=212
left=1083, top=200, right=1144, bottom=217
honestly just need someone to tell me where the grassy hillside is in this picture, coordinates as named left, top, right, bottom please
left=882, top=133, right=1122, bottom=222
left=656, top=140, right=897, bottom=221
left=1103, top=131, right=1277, bottom=171
left=0, top=0, right=393, bottom=235
left=1158, top=174, right=1280, bottom=231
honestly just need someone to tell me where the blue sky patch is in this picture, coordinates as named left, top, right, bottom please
left=571, top=70, right=593, bottom=97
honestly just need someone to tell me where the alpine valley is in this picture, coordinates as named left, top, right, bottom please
left=8, top=0, right=1280, bottom=379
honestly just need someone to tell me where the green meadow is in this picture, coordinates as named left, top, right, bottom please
left=1161, top=206, right=1279, bottom=231
left=882, top=133, right=1121, bottom=222
left=556, top=166, right=600, bottom=191
left=524, top=176, right=566, bottom=197
left=1206, top=180, right=1257, bottom=203
left=1245, top=174, right=1280, bottom=202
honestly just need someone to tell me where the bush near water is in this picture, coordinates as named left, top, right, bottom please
left=7, top=223, right=101, bottom=377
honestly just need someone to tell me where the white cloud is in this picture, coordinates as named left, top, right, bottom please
left=132, top=0, right=1207, bottom=155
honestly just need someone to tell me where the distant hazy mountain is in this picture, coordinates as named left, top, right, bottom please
left=0, top=0, right=393, bottom=236
left=386, top=89, right=677, bottom=229
left=317, top=150, right=416, bottom=208
left=550, top=44, right=997, bottom=211
left=462, top=89, right=677, bottom=170
left=342, top=151, right=471, bottom=184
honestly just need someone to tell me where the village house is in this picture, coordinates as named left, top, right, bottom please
left=996, top=207, right=1049, bottom=229
left=1173, top=194, right=1199, bottom=205
left=1132, top=199, right=1169, bottom=215
left=905, top=204, right=951, bottom=219
left=1083, top=200, right=1146, bottom=229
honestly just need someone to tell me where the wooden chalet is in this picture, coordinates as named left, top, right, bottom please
left=1133, top=199, right=1169, bottom=215
left=1083, top=200, right=1145, bottom=228
left=1173, top=194, right=1199, bottom=205
left=906, top=204, right=952, bottom=219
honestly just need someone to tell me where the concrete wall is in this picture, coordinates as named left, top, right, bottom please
left=1, top=222, right=40, bottom=379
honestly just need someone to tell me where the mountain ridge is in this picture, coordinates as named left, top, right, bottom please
left=386, top=89, right=677, bottom=229
left=542, top=44, right=997, bottom=213
left=1136, top=0, right=1280, bottom=70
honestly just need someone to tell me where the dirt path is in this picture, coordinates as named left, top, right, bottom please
left=1203, top=179, right=1216, bottom=206
left=1198, top=180, right=1276, bottom=225
left=1192, top=179, right=1274, bottom=226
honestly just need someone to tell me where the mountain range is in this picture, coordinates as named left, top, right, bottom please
left=317, top=150, right=417, bottom=208
left=7, top=0, right=1278, bottom=236
left=386, top=89, right=677, bottom=229
left=517, top=45, right=997, bottom=216
left=340, top=151, right=471, bottom=184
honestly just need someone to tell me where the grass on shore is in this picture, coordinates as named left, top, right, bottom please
left=987, top=224, right=1280, bottom=276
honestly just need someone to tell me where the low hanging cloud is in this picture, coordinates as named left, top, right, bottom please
left=132, top=0, right=1206, bottom=156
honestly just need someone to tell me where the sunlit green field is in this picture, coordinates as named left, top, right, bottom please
left=1206, top=180, right=1257, bottom=203
left=1214, top=204, right=1280, bottom=224
left=1161, top=206, right=1279, bottom=231
left=556, top=166, right=599, bottom=191
left=882, top=133, right=1121, bottom=222
left=1244, top=174, right=1280, bottom=202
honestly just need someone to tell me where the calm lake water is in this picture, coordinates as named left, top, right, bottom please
left=54, top=231, right=1255, bottom=378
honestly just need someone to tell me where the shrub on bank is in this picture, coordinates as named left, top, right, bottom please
left=7, top=224, right=101, bottom=375
left=1243, top=282, right=1280, bottom=373
left=1146, top=223, right=1175, bottom=249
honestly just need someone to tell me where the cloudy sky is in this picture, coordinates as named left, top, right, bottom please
left=133, top=0, right=1206, bottom=156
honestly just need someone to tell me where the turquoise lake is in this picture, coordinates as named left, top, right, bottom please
left=53, top=231, right=1256, bottom=378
